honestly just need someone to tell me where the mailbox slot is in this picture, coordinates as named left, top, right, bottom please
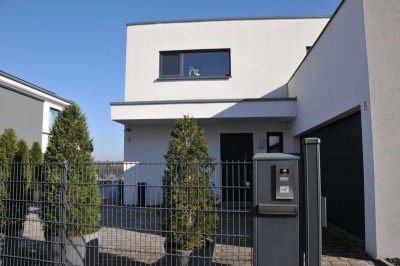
left=257, top=204, right=297, bottom=216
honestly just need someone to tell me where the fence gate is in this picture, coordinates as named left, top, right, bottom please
left=0, top=161, right=253, bottom=265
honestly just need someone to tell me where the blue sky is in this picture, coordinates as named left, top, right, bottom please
left=0, top=0, right=341, bottom=161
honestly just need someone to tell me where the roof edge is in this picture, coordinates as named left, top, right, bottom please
left=288, top=0, right=346, bottom=84
left=126, top=16, right=331, bottom=27
left=0, top=70, right=72, bottom=104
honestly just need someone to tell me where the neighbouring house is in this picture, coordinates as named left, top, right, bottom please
left=0, top=70, right=70, bottom=152
left=111, top=0, right=400, bottom=260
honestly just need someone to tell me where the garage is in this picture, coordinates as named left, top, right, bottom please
left=302, top=112, right=365, bottom=239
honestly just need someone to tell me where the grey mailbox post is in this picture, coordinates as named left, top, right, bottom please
left=253, top=153, right=300, bottom=266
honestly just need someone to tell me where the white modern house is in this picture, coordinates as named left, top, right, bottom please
left=0, top=70, right=70, bottom=152
left=111, top=0, right=400, bottom=260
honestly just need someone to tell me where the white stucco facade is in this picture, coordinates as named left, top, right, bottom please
left=124, top=18, right=329, bottom=102
left=111, top=17, right=329, bottom=124
left=112, top=16, right=328, bottom=207
left=123, top=120, right=294, bottom=205
left=288, top=0, right=400, bottom=259
left=112, top=0, right=400, bottom=259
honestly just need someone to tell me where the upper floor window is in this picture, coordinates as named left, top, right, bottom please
left=159, top=49, right=231, bottom=79
left=49, top=108, right=59, bottom=130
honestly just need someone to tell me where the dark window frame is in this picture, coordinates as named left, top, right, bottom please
left=159, top=49, right=231, bottom=80
left=267, top=132, right=283, bottom=153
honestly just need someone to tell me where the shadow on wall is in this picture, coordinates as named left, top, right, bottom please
left=211, top=84, right=294, bottom=119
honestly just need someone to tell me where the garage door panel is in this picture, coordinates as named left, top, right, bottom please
left=302, top=112, right=365, bottom=239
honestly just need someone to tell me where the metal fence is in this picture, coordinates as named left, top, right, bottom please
left=0, top=161, right=252, bottom=266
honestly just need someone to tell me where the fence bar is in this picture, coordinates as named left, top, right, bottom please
left=59, top=161, right=68, bottom=265
left=303, top=138, right=322, bottom=266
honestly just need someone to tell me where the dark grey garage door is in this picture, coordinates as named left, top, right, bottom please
left=302, top=112, right=365, bottom=239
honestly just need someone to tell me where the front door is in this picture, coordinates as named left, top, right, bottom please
left=220, top=133, right=253, bottom=202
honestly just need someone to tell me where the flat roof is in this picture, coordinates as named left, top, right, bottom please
left=0, top=70, right=71, bottom=104
left=127, top=16, right=331, bottom=27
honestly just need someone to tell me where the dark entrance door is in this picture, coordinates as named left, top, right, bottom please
left=220, top=133, right=253, bottom=202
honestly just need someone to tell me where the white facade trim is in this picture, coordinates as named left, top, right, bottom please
left=112, top=100, right=296, bottom=122
left=0, top=76, right=69, bottom=107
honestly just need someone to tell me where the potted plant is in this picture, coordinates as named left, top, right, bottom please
left=162, top=116, right=219, bottom=265
left=42, top=103, right=101, bottom=266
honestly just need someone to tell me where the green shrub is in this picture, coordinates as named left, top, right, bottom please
left=0, top=129, right=31, bottom=233
left=0, top=128, right=18, bottom=233
left=30, top=142, right=43, bottom=163
left=0, top=128, right=18, bottom=162
left=30, top=141, right=43, bottom=191
left=162, top=116, right=218, bottom=251
left=43, top=103, right=101, bottom=237
left=8, top=139, right=31, bottom=232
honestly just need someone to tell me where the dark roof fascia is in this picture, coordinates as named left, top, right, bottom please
left=127, top=16, right=331, bottom=27
left=288, top=0, right=346, bottom=84
left=0, top=70, right=71, bottom=104
left=0, top=84, right=44, bottom=103
left=110, top=97, right=297, bottom=106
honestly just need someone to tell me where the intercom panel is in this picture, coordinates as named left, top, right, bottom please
left=274, top=164, right=294, bottom=200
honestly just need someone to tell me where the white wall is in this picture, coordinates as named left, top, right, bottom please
left=363, top=0, right=400, bottom=258
left=123, top=119, right=294, bottom=205
left=288, top=0, right=378, bottom=258
left=111, top=100, right=296, bottom=122
left=125, top=18, right=328, bottom=102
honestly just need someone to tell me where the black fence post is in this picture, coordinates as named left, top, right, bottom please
left=303, top=138, right=322, bottom=266
left=59, top=161, right=67, bottom=265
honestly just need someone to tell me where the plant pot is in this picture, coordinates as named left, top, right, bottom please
left=47, top=231, right=99, bottom=266
left=164, top=239, right=215, bottom=266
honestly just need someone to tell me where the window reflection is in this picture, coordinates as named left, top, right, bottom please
left=267, top=133, right=283, bottom=153
left=160, top=49, right=230, bottom=78
left=49, top=108, right=59, bottom=131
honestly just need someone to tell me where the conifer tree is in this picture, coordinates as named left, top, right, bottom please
left=30, top=142, right=43, bottom=191
left=8, top=139, right=31, bottom=232
left=163, top=116, right=218, bottom=250
left=43, top=103, right=101, bottom=236
left=30, top=142, right=43, bottom=164
left=15, top=139, right=31, bottom=184
left=0, top=129, right=18, bottom=232
left=0, top=128, right=18, bottom=163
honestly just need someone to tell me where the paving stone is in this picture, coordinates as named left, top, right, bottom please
left=17, top=206, right=381, bottom=266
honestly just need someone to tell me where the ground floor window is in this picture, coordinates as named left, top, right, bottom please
left=267, top=132, right=283, bottom=153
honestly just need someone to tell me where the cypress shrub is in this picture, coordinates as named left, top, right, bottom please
left=30, top=141, right=43, bottom=191
left=43, top=103, right=101, bottom=237
left=0, top=128, right=18, bottom=233
left=9, top=139, right=31, bottom=232
left=162, top=116, right=218, bottom=250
